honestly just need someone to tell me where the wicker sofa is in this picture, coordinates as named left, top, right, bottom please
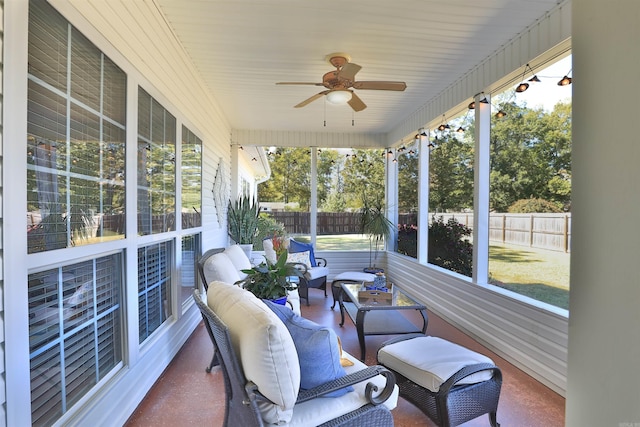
left=197, top=245, right=302, bottom=315
left=193, top=282, right=398, bottom=426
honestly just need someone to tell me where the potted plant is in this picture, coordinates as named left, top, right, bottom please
left=227, top=194, right=261, bottom=259
left=236, top=252, right=303, bottom=303
left=359, top=196, right=394, bottom=273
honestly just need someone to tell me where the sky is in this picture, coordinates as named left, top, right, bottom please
left=512, top=55, right=572, bottom=111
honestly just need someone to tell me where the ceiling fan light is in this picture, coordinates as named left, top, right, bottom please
left=326, top=90, right=352, bottom=105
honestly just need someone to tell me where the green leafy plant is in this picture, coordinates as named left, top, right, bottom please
left=397, top=217, right=473, bottom=276
left=508, top=197, right=562, bottom=213
left=428, top=216, right=473, bottom=277
left=397, top=224, right=418, bottom=258
left=227, top=195, right=260, bottom=244
left=359, top=197, right=394, bottom=269
left=236, top=252, right=302, bottom=300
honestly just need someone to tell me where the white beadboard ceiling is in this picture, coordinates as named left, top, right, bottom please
left=153, top=0, right=562, bottom=135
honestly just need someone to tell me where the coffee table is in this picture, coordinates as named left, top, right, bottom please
left=338, top=283, right=428, bottom=361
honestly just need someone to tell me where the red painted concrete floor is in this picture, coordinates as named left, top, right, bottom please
left=125, top=290, right=565, bottom=426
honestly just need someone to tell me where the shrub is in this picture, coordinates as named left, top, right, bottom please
left=508, top=198, right=562, bottom=213
left=253, top=213, right=286, bottom=251
left=397, top=224, right=417, bottom=258
left=397, top=217, right=474, bottom=277
left=428, top=216, right=473, bottom=277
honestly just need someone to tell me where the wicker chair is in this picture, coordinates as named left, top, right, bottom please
left=196, top=248, right=225, bottom=372
left=193, top=289, right=397, bottom=426
left=263, top=238, right=330, bottom=306
left=196, top=246, right=304, bottom=373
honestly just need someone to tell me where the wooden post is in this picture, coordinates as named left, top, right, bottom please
left=564, top=214, right=569, bottom=253
left=530, top=214, right=534, bottom=247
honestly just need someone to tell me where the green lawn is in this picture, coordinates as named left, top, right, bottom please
left=299, top=234, right=372, bottom=251
left=489, top=243, right=570, bottom=309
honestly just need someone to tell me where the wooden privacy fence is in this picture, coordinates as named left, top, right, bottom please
left=406, top=212, right=571, bottom=253
left=266, top=211, right=572, bottom=253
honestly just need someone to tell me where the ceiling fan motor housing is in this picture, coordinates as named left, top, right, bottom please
left=323, top=71, right=350, bottom=89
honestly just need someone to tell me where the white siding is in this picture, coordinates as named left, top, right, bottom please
left=3, top=1, right=245, bottom=424
left=386, top=253, right=568, bottom=395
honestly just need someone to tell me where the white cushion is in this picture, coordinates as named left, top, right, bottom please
left=263, top=238, right=277, bottom=264
left=224, top=244, right=252, bottom=279
left=332, top=272, right=376, bottom=283
left=270, top=351, right=398, bottom=427
left=287, top=250, right=311, bottom=268
left=377, top=336, right=494, bottom=393
left=203, top=252, right=242, bottom=285
left=305, top=266, right=329, bottom=281
left=207, top=281, right=300, bottom=424
left=287, top=289, right=301, bottom=316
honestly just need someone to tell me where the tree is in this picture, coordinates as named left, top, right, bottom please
left=429, top=131, right=474, bottom=212
left=317, top=149, right=339, bottom=208
left=342, top=149, right=385, bottom=209
left=259, top=148, right=343, bottom=211
left=489, top=100, right=572, bottom=211
left=258, top=147, right=311, bottom=208
left=398, top=149, right=419, bottom=213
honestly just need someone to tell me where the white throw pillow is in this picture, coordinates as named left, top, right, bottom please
left=287, top=250, right=311, bottom=268
left=203, top=252, right=242, bottom=285
left=224, top=244, right=252, bottom=279
left=263, top=238, right=277, bottom=264
left=207, top=281, right=300, bottom=424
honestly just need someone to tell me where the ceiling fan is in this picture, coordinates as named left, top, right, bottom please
left=276, top=52, right=407, bottom=112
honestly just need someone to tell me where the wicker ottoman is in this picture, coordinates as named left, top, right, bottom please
left=378, top=334, right=501, bottom=427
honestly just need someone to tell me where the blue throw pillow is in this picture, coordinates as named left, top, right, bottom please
left=289, top=239, right=317, bottom=267
left=264, top=300, right=352, bottom=397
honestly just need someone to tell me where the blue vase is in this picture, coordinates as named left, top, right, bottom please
left=373, top=274, right=386, bottom=289
left=271, top=296, right=288, bottom=305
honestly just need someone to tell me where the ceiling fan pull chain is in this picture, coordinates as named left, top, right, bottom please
left=324, top=98, right=327, bottom=127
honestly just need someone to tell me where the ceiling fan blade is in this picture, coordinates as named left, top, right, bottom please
left=352, top=81, right=407, bottom=91
left=294, top=90, right=330, bottom=108
left=337, top=62, right=362, bottom=81
left=276, top=82, right=324, bottom=86
left=348, top=92, right=367, bottom=112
